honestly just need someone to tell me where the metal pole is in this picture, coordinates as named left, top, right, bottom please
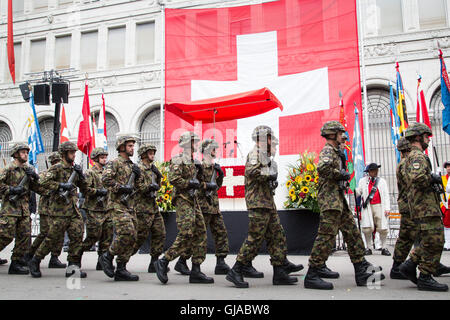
left=159, top=1, right=165, bottom=163
left=52, top=102, right=61, bottom=152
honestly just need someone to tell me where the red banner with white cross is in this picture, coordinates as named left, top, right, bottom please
left=218, top=166, right=245, bottom=198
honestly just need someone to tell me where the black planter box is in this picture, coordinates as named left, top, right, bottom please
left=139, top=209, right=319, bottom=256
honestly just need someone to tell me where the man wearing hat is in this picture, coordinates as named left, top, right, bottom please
left=24, top=151, right=66, bottom=269
left=80, top=147, right=113, bottom=270
left=356, top=162, right=391, bottom=256
left=0, top=142, right=41, bottom=275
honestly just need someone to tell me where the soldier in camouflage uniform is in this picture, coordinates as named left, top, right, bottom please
left=226, top=126, right=302, bottom=288
left=198, top=139, right=230, bottom=275
left=80, top=147, right=113, bottom=270
left=132, top=143, right=168, bottom=273
left=304, top=121, right=385, bottom=290
left=98, top=136, right=141, bottom=281
left=154, top=131, right=214, bottom=284
left=399, top=123, right=448, bottom=291
left=24, top=152, right=66, bottom=269
left=0, top=143, right=40, bottom=275
left=28, top=141, right=88, bottom=278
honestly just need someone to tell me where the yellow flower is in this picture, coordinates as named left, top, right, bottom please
left=314, top=176, right=319, bottom=183
left=301, top=186, right=309, bottom=194
left=164, top=194, right=170, bottom=200
left=162, top=175, right=167, bottom=181
left=290, top=195, right=296, bottom=201
left=286, top=180, right=292, bottom=188
left=306, top=164, right=314, bottom=171
left=295, top=176, right=302, bottom=184
left=305, top=175, right=312, bottom=182
left=289, top=188, right=296, bottom=197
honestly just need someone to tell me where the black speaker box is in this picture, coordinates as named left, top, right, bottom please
left=19, top=83, right=30, bottom=102
left=33, top=84, right=50, bottom=105
left=52, top=82, right=69, bottom=103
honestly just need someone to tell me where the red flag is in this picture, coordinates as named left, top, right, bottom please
left=77, top=82, right=93, bottom=161
left=60, top=104, right=69, bottom=143
left=7, top=0, right=15, bottom=84
left=416, top=76, right=431, bottom=128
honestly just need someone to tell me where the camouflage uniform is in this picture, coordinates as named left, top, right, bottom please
left=0, top=148, right=40, bottom=262
left=81, top=156, right=113, bottom=256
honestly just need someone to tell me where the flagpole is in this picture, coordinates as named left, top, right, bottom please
left=159, top=1, right=165, bottom=163
left=357, top=0, right=371, bottom=163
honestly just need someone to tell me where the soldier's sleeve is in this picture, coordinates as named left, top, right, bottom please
left=198, top=163, right=208, bottom=190
left=135, top=165, right=150, bottom=193
left=168, top=161, right=190, bottom=189
left=40, top=165, right=60, bottom=192
left=317, top=148, right=341, bottom=180
left=216, top=170, right=224, bottom=188
left=0, top=167, right=10, bottom=196
left=408, top=154, right=432, bottom=188
left=102, top=160, right=120, bottom=193
left=245, top=153, right=268, bottom=182
left=83, top=170, right=97, bottom=196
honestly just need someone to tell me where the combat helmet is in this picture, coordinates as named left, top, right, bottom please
left=405, top=122, right=432, bottom=139
left=178, top=131, right=200, bottom=149
left=396, top=137, right=411, bottom=152
left=138, top=143, right=157, bottom=158
left=58, top=141, right=78, bottom=153
left=10, top=142, right=30, bottom=157
left=201, top=139, right=219, bottom=154
left=252, top=125, right=274, bottom=142
left=115, top=135, right=136, bottom=151
left=48, top=151, right=61, bottom=163
left=90, top=147, right=108, bottom=160
left=320, top=121, right=345, bottom=137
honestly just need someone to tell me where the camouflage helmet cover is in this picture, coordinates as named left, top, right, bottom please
left=90, top=147, right=108, bottom=160
left=138, top=143, right=157, bottom=158
left=405, top=122, right=432, bottom=139
left=252, top=125, right=273, bottom=142
left=58, top=141, right=78, bottom=153
left=178, top=131, right=200, bottom=148
left=320, top=121, right=345, bottom=137
left=10, top=142, right=30, bottom=157
left=115, top=135, right=136, bottom=151
left=201, top=139, right=219, bottom=154
left=48, top=151, right=61, bottom=163
left=396, top=137, right=411, bottom=152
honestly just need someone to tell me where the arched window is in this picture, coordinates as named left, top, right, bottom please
left=0, top=121, right=13, bottom=167
left=139, top=108, right=161, bottom=159
left=92, top=111, right=120, bottom=159
left=35, top=117, right=55, bottom=171
left=429, top=88, right=450, bottom=168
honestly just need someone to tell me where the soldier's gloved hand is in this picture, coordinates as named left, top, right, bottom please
left=118, top=184, right=133, bottom=195
left=194, top=161, right=203, bottom=175
left=132, top=164, right=141, bottom=179
left=9, top=186, right=24, bottom=195
left=95, top=188, right=108, bottom=197
left=25, top=167, right=40, bottom=181
left=151, top=164, right=163, bottom=179
left=268, top=172, right=278, bottom=181
left=59, top=182, right=73, bottom=191
left=271, top=181, right=279, bottom=189
left=148, top=183, right=160, bottom=192
left=431, top=173, right=442, bottom=185
left=339, top=169, right=351, bottom=181
left=206, top=182, right=218, bottom=191
left=73, top=164, right=83, bottom=175
left=188, top=179, right=200, bottom=190
left=214, top=163, right=224, bottom=177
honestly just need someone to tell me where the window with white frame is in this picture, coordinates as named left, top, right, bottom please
left=13, top=0, right=25, bottom=15
left=34, top=0, right=48, bottom=11
left=136, top=22, right=155, bottom=64
left=55, top=35, right=71, bottom=69
left=376, top=0, right=403, bottom=35
left=418, top=0, right=447, bottom=30
left=81, top=30, right=98, bottom=71
left=107, top=26, right=126, bottom=68
left=30, top=39, right=46, bottom=72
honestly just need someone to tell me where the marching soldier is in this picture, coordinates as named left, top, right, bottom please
left=0, top=143, right=40, bottom=274
left=198, top=139, right=231, bottom=275
left=80, top=147, right=113, bottom=270
left=24, top=151, right=66, bottom=269
left=226, top=126, right=302, bottom=288
left=304, top=121, right=384, bottom=290
left=399, top=123, right=449, bottom=291
left=154, top=131, right=214, bottom=284
left=28, top=141, right=88, bottom=278
left=132, top=143, right=168, bottom=273
left=98, top=136, right=141, bottom=281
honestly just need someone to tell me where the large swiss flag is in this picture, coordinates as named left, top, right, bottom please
left=164, top=0, right=363, bottom=162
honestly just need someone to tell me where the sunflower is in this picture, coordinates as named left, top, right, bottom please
left=286, top=180, right=292, bottom=188
left=162, top=175, right=167, bottom=182
left=314, top=176, right=319, bottom=183
left=289, top=188, right=296, bottom=197
left=305, top=175, right=312, bottom=182
left=295, top=176, right=303, bottom=184
left=306, top=163, right=315, bottom=171
left=301, top=186, right=309, bottom=194
left=164, top=194, right=170, bottom=201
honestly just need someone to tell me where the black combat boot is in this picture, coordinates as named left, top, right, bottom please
left=417, top=273, right=449, bottom=292
left=65, top=262, right=87, bottom=278
left=96, top=255, right=103, bottom=271
left=0, top=258, right=7, bottom=265
left=304, top=266, right=333, bottom=290
left=8, top=260, right=29, bottom=275
left=273, top=265, right=298, bottom=285
left=433, top=263, right=450, bottom=277
left=399, top=259, right=418, bottom=284
left=241, top=262, right=264, bottom=278
left=174, top=257, right=191, bottom=275
left=226, top=262, right=249, bottom=288
left=390, top=260, right=407, bottom=280
left=49, top=255, right=67, bottom=268
left=28, top=256, right=42, bottom=278
left=214, top=256, right=231, bottom=275
left=114, top=262, right=139, bottom=281
left=354, top=260, right=385, bottom=287
left=98, top=251, right=115, bottom=278
left=316, top=264, right=340, bottom=279
left=148, top=256, right=170, bottom=273
left=23, top=253, right=33, bottom=263
left=282, top=258, right=304, bottom=274
left=154, top=257, right=169, bottom=284
left=189, top=263, right=214, bottom=284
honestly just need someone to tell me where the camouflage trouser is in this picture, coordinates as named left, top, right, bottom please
left=82, top=210, right=114, bottom=255
left=237, top=208, right=287, bottom=266
left=393, top=211, right=419, bottom=264
left=133, top=211, right=166, bottom=257
left=409, top=216, right=444, bottom=275
left=203, top=212, right=229, bottom=257
left=164, top=198, right=207, bottom=264
left=30, top=214, right=64, bottom=256
left=35, top=212, right=84, bottom=263
left=309, top=207, right=365, bottom=268
left=108, top=209, right=137, bottom=264
left=0, top=215, right=30, bottom=261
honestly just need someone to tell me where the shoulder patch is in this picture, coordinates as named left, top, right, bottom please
left=322, top=157, right=331, bottom=163
left=412, top=162, right=420, bottom=170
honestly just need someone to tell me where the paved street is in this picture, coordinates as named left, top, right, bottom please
left=0, top=243, right=449, bottom=300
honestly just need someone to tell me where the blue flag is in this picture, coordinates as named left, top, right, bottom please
left=389, top=83, right=401, bottom=163
left=351, top=107, right=365, bottom=191
left=27, top=92, right=44, bottom=166
left=439, top=50, right=450, bottom=135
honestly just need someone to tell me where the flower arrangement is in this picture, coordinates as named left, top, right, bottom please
left=283, top=151, right=320, bottom=213
left=155, top=161, right=175, bottom=212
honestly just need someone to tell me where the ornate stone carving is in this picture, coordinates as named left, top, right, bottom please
left=365, top=42, right=397, bottom=58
